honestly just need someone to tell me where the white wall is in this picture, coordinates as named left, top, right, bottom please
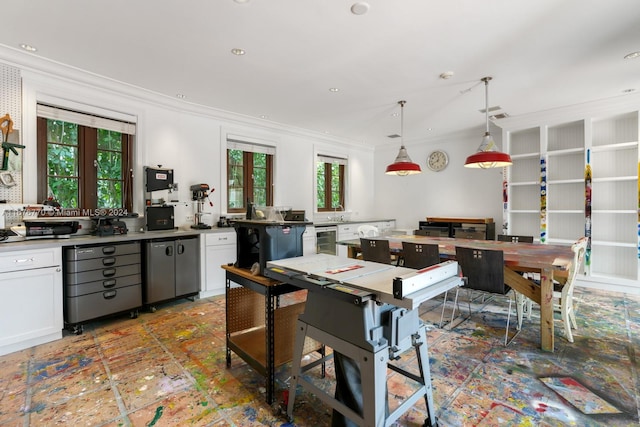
left=6, top=51, right=379, bottom=229
left=373, top=128, right=505, bottom=231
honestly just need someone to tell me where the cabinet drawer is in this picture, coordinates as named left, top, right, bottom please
left=205, top=232, right=235, bottom=246
left=65, top=284, right=142, bottom=324
left=65, top=263, right=141, bottom=285
left=64, top=242, right=140, bottom=261
left=0, top=248, right=60, bottom=272
left=65, top=274, right=141, bottom=297
left=65, top=253, right=141, bottom=273
left=454, top=229, right=485, bottom=240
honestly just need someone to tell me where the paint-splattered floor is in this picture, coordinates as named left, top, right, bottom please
left=0, top=286, right=638, bottom=426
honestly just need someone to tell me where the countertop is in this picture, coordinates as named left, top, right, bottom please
left=312, top=218, right=395, bottom=227
left=0, top=227, right=236, bottom=253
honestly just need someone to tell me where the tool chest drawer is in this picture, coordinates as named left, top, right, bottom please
left=65, top=284, right=142, bottom=324
left=65, top=253, right=140, bottom=273
left=64, top=242, right=140, bottom=261
left=65, top=263, right=141, bottom=285
left=66, top=274, right=142, bottom=297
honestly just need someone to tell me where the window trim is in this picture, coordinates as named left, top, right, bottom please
left=36, top=116, right=134, bottom=212
left=316, top=154, right=347, bottom=212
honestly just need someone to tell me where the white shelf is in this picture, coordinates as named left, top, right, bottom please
left=591, top=176, right=637, bottom=183
left=590, top=141, right=638, bottom=152
left=592, top=209, right=637, bottom=214
left=591, top=240, right=636, bottom=248
left=547, top=147, right=585, bottom=156
left=510, top=152, right=539, bottom=160
left=546, top=209, right=584, bottom=214
left=547, top=179, right=584, bottom=185
left=509, top=181, right=538, bottom=187
left=508, top=210, right=540, bottom=214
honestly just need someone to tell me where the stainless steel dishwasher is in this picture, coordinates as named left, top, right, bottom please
left=144, top=236, right=200, bottom=311
left=315, top=225, right=337, bottom=255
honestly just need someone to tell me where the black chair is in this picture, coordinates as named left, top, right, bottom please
left=401, top=241, right=440, bottom=269
left=455, top=246, right=522, bottom=345
left=360, top=238, right=392, bottom=264
left=497, top=234, right=534, bottom=243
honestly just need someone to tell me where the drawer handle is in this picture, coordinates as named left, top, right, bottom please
left=103, top=290, right=117, bottom=299
left=103, top=279, right=116, bottom=288
left=103, top=268, right=116, bottom=277
left=103, top=246, right=116, bottom=255
left=14, top=257, right=34, bottom=264
left=103, top=257, right=116, bottom=266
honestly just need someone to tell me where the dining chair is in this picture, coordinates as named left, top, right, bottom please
left=357, top=224, right=380, bottom=238
left=497, top=234, right=535, bottom=318
left=552, top=236, right=588, bottom=343
left=455, top=246, right=523, bottom=346
left=359, top=238, right=392, bottom=264
left=497, top=234, right=534, bottom=243
left=401, top=241, right=459, bottom=328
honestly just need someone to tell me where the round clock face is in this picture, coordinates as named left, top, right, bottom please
left=427, top=150, right=449, bottom=171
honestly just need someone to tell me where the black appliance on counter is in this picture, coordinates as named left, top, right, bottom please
left=233, top=219, right=307, bottom=274
left=24, top=220, right=80, bottom=238
left=146, top=206, right=174, bottom=231
left=93, top=216, right=128, bottom=236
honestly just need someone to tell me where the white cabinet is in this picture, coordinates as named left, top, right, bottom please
left=303, top=226, right=316, bottom=256
left=201, top=231, right=236, bottom=298
left=0, top=247, right=63, bottom=356
left=504, top=110, right=639, bottom=287
left=337, top=224, right=359, bottom=257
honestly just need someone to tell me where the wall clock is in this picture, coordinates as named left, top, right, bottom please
left=427, top=150, right=449, bottom=172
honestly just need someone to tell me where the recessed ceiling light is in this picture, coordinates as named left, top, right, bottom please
left=391, top=112, right=399, bottom=117
left=622, top=88, right=636, bottom=93
left=231, top=48, right=246, bottom=56
left=234, top=0, right=250, bottom=3
left=350, top=2, right=370, bottom=15
left=176, top=94, right=186, bottom=99
left=259, top=115, right=268, bottom=119
left=439, top=71, right=454, bottom=80
left=329, top=88, right=340, bottom=92
left=19, top=43, right=37, bottom=52
left=624, top=51, right=640, bottom=59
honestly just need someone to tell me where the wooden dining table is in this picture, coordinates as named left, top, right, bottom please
left=337, top=235, right=576, bottom=352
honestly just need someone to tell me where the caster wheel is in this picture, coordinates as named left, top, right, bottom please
left=149, top=306, right=156, bottom=313
left=72, top=325, right=83, bottom=335
left=130, top=310, right=139, bottom=319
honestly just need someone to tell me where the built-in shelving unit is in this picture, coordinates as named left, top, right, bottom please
left=504, top=111, right=639, bottom=288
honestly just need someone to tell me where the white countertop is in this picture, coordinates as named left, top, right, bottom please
left=0, top=227, right=235, bottom=253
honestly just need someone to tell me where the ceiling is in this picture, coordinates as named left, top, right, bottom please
left=1, top=0, right=639, bottom=147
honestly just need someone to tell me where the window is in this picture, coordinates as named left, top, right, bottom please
left=227, top=139, right=274, bottom=213
left=36, top=105, right=135, bottom=212
left=316, top=155, right=346, bottom=212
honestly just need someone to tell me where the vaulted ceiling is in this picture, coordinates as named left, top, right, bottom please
left=1, top=0, right=639, bottom=147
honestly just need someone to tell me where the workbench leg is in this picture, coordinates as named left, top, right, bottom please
left=225, top=277, right=232, bottom=368
left=266, top=287, right=275, bottom=404
left=415, top=326, right=437, bottom=427
left=539, top=267, right=555, bottom=352
left=359, top=347, right=389, bottom=427
left=287, top=321, right=307, bottom=420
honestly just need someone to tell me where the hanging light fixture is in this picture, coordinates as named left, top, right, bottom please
left=385, top=100, right=422, bottom=176
left=464, top=77, right=512, bottom=168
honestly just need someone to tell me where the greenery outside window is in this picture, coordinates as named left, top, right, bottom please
left=36, top=106, right=134, bottom=212
left=227, top=141, right=274, bottom=213
left=317, top=155, right=346, bottom=212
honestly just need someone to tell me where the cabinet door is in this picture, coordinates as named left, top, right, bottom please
left=175, top=237, right=200, bottom=297
left=0, top=266, right=63, bottom=355
left=145, top=240, right=176, bottom=303
left=205, top=244, right=236, bottom=296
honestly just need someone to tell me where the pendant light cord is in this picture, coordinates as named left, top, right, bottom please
left=482, top=76, right=492, bottom=134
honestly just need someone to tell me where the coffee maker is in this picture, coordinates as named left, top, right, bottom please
left=190, top=184, right=212, bottom=229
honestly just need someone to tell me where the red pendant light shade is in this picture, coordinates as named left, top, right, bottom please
left=464, top=77, right=512, bottom=169
left=385, top=100, right=422, bottom=176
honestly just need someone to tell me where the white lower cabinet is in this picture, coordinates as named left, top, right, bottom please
left=201, top=231, right=236, bottom=298
left=0, top=248, right=63, bottom=356
left=303, top=226, right=316, bottom=256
